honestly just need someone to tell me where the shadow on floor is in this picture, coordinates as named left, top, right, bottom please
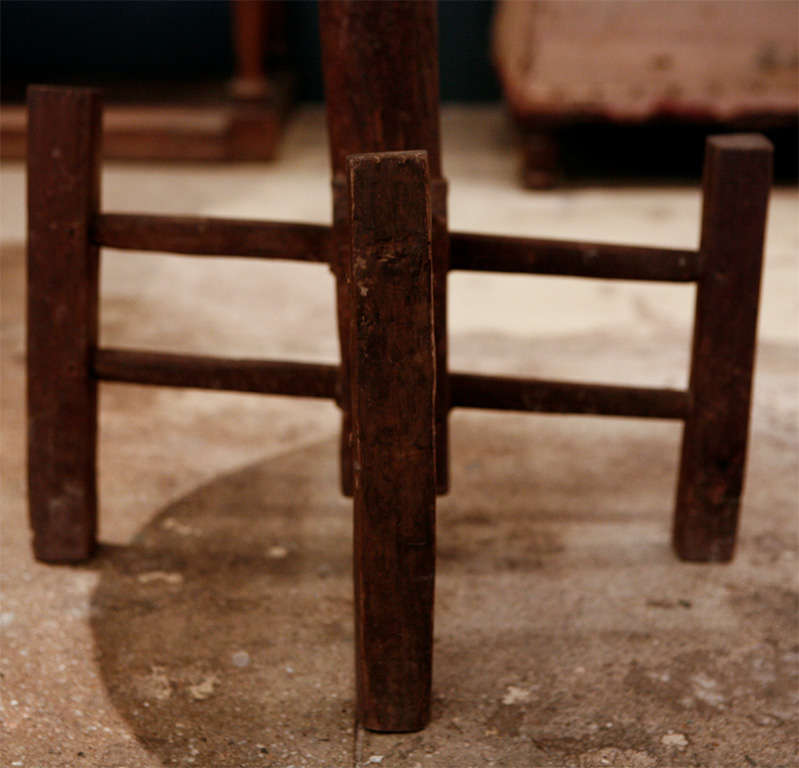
left=86, top=347, right=798, bottom=766
left=87, top=416, right=680, bottom=766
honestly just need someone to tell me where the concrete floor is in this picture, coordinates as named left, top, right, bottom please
left=1, top=106, right=798, bottom=768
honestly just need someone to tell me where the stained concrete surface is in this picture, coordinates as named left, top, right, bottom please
left=1, top=107, right=798, bottom=767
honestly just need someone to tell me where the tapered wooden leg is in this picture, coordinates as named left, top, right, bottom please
left=348, top=151, right=436, bottom=732
left=27, top=86, right=102, bottom=562
left=320, top=0, right=449, bottom=495
left=674, top=134, right=772, bottom=562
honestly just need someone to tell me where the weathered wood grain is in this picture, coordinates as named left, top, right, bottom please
left=93, top=213, right=330, bottom=262
left=320, top=0, right=449, bottom=495
left=330, top=177, right=354, bottom=493
left=674, top=134, right=772, bottom=562
left=451, top=373, right=690, bottom=419
left=27, top=86, right=102, bottom=562
left=450, top=232, right=699, bottom=282
left=93, top=348, right=338, bottom=400
left=348, top=151, right=436, bottom=732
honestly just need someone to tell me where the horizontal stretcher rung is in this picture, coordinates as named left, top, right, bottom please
left=92, top=213, right=330, bottom=263
left=92, top=212, right=698, bottom=282
left=92, top=348, right=339, bottom=400
left=449, top=372, right=690, bottom=419
left=449, top=232, right=699, bottom=282
left=93, top=349, right=691, bottom=419
left=93, top=349, right=690, bottom=419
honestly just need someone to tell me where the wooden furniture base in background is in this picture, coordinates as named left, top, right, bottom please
left=2, top=0, right=290, bottom=162
left=492, top=1, right=798, bottom=187
left=1, top=76, right=291, bottom=161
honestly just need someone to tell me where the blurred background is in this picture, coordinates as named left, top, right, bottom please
left=0, top=0, right=499, bottom=101
left=2, top=0, right=797, bottom=183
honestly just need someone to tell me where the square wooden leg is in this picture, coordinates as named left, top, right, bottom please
left=674, top=135, right=772, bottom=562
left=27, top=86, right=102, bottom=562
left=348, top=150, right=436, bottom=732
left=320, top=0, right=449, bottom=496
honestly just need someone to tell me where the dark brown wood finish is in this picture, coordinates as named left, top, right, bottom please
left=348, top=151, right=436, bottom=732
left=94, top=211, right=702, bottom=284
left=450, top=232, right=699, bottom=282
left=330, top=178, right=354, bottom=494
left=431, top=179, right=451, bottom=492
left=93, top=349, right=338, bottom=400
left=230, top=0, right=269, bottom=98
left=320, top=0, right=449, bottom=495
left=451, top=373, right=691, bottom=419
left=93, top=213, right=329, bottom=262
left=319, top=2, right=442, bottom=177
left=674, top=135, right=772, bottom=562
left=95, top=349, right=694, bottom=420
left=27, top=86, right=102, bottom=562
left=26, top=77, right=774, bottom=738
